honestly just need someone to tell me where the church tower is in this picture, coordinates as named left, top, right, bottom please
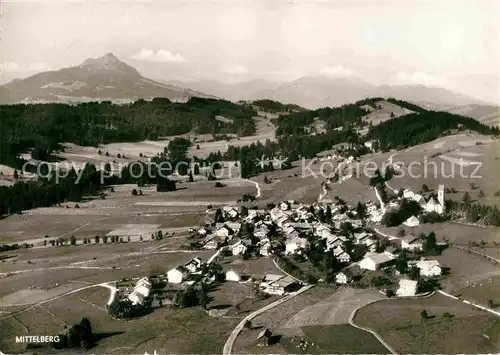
left=438, top=184, right=445, bottom=214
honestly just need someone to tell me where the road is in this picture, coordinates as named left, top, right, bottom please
left=222, top=285, right=314, bottom=355
left=245, top=179, right=261, bottom=198
left=271, top=258, right=303, bottom=283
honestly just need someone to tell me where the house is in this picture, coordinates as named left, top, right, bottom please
left=198, top=227, right=208, bottom=236
left=134, top=277, right=152, bottom=297
left=270, top=207, right=286, bottom=221
left=261, top=275, right=298, bottom=295
left=230, top=240, right=248, bottom=256
left=223, top=206, right=239, bottom=219
left=254, top=225, right=269, bottom=239
left=167, top=266, right=189, bottom=284
left=259, top=238, right=271, bottom=256
left=128, top=291, right=145, bottom=305
left=184, top=257, right=202, bottom=273
left=359, top=253, right=395, bottom=271
left=226, top=269, right=241, bottom=282
left=335, top=270, right=353, bottom=284
left=279, top=201, right=291, bottom=211
left=364, top=140, right=377, bottom=151
left=285, top=236, right=310, bottom=255
left=334, top=250, right=351, bottom=263
left=215, top=225, right=233, bottom=238
left=203, top=238, right=218, bottom=250
left=415, top=259, right=442, bottom=277
left=401, top=235, right=423, bottom=251
left=396, top=279, right=418, bottom=297
left=403, top=215, right=421, bottom=227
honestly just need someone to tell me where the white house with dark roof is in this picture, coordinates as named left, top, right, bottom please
left=359, top=252, right=395, bottom=271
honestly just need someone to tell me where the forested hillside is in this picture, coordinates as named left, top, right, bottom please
left=366, top=110, right=500, bottom=151
left=0, top=97, right=256, bottom=168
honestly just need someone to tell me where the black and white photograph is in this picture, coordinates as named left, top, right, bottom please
left=1, top=1, right=499, bottom=354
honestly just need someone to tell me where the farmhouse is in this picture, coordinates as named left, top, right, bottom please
left=396, top=279, right=418, bottom=297
left=359, top=253, right=395, bottom=271
left=127, top=277, right=152, bottom=305
left=261, top=274, right=298, bottom=295
left=335, top=270, right=353, bottom=284
left=403, top=215, right=421, bottom=227
left=401, top=234, right=423, bottom=251
left=226, top=270, right=241, bottom=282
left=333, top=247, right=351, bottom=263
left=414, top=259, right=442, bottom=277
left=167, top=266, right=189, bottom=284
left=259, top=238, right=271, bottom=256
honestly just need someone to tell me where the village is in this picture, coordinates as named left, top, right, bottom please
left=104, top=164, right=450, bottom=320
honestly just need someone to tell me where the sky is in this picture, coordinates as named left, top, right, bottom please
left=1, top=0, right=500, bottom=103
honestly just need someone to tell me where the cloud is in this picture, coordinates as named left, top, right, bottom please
left=221, top=65, right=249, bottom=75
left=320, top=65, right=353, bottom=77
left=2, top=61, right=49, bottom=73
left=391, top=72, right=449, bottom=87
left=131, top=48, right=186, bottom=63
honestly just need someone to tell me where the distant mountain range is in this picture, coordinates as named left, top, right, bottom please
left=0, top=53, right=210, bottom=104
left=167, top=76, right=491, bottom=109
left=0, top=53, right=495, bottom=111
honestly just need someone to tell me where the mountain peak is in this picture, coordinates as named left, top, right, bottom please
left=79, top=53, right=139, bottom=76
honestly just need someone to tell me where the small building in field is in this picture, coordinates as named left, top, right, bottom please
left=401, top=235, right=423, bottom=251
left=257, top=328, right=273, bottom=346
left=167, top=266, right=189, bottom=284
left=226, top=269, right=241, bottom=282
left=335, top=270, right=353, bottom=284
left=359, top=252, right=395, bottom=271
left=184, top=257, right=203, bottom=273
left=396, top=279, right=418, bottom=297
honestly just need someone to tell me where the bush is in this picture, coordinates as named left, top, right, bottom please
left=215, top=182, right=225, bottom=188
left=421, top=310, right=428, bottom=319
left=442, top=312, right=454, bottom=318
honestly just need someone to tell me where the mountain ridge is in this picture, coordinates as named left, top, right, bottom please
left=0, top=53, right=211, bottom=104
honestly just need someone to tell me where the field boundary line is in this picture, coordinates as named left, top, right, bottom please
left=348, top=301, right=397, bottom=355
left=438, top=290, right=500, bottom=317
left=37, top=304, right=68, bottom=326
left=222, top=284, right=314, bottom=355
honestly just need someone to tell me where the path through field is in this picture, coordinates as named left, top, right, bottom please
left=222, top=285, right=314, bottom=355
left=282, top=288, right=385, bottom=328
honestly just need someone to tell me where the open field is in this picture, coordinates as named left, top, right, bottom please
left=234, top=287, right=389, bottom=354
left=433, top=247, right=499, bottom=296
left=282, top=287, right=385, bottom=328
left=354, top=293, right=500, bottom=354
left=0, top=178, right=258, bottom=245
left=187, top=116, right=276, bottom=159
left=220, top=257, right=281, bottom=278
left=378, top=221, right=500, bottom=245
